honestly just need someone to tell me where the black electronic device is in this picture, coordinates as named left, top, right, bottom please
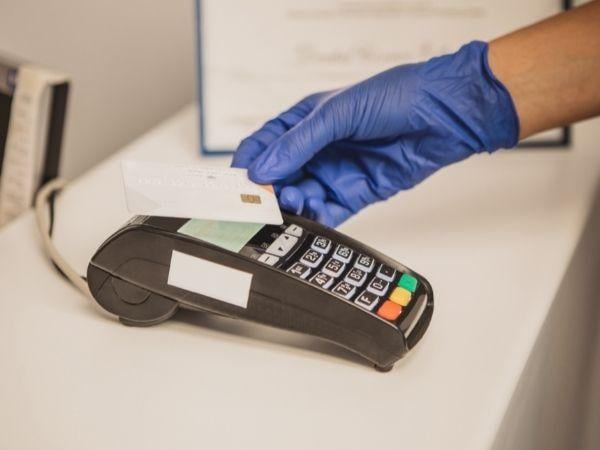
left=87, top=214, right=433, bottom=371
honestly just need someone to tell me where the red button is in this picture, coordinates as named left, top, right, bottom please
left=377, top=300, right=402, bottom=321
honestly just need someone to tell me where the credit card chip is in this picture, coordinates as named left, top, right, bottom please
left=241, top=193, right=261, bottom=204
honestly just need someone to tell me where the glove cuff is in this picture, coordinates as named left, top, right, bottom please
left=470, top=40, right=521, bottom=151
left=420, top=40, right=520, bottom=152
left=480, top=41, right=520, bottom=150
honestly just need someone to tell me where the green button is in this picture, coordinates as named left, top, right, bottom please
left=398, top=274, right=418, bottom=292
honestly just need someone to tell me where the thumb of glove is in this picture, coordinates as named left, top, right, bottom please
left=248, top=108, right=335, bottom=184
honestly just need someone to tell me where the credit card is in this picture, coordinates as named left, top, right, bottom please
left=121, top=161, right=283, bottom=225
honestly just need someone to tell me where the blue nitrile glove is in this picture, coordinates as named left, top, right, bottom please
left=232, top=41, right=519, bottom=227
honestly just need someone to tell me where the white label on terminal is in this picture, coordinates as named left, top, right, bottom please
left=167, top=250, right=252, bottom=309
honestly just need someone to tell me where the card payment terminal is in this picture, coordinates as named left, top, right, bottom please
left=87, top=214, right=434, bottom=371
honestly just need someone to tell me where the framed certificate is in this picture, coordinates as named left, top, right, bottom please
left=196, top=0, right=571, bottom=154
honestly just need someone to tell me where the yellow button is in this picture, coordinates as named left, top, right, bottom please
left=389, top=287, right=411, bottom=306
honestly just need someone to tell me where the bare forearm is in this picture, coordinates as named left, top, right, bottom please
left=489, top=1, right=600, bottom=139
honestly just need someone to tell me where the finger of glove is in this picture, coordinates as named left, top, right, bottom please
left=232, top=96, right=321, bottom=168
left=278, top=178, right=328, bottom=215
left=294, top=178, right=328, bottom=200
left=272, top=169, right=305, bottom=196
left=279, top=186, right=305, bottom=215
left=248, top=108, right=337, bottom=184
left=305, top=197, right=353, bottom=228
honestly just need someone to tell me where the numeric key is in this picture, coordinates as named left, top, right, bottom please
left=309, top=272, right=334, bottom=290
left=322, top=258, right=345, bottom=278
left=366, top=277, right=389, bottom=296
left=344, top=267, right=368, bottom=287
left=333, top=245, right=353, bottom=263
left=311, top=236, right=332, bottom=254
left=332, top=281, right=356, bottom=300
left=300, top=249, right=324, bottom=268
left=355, top=254, right=375, bottom=272
left=286, top=262, right=311, bottom=279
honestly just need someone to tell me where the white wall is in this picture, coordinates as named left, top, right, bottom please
left=0, top=0, right=196, bottom=178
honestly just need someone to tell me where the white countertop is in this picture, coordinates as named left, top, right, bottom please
left=1, top=105, right=599, bottom=450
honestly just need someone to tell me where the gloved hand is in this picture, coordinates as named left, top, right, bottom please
left=232, top=41, right=519, bottom=227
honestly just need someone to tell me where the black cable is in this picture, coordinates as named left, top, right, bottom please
left=35, top=179, right=91, bottom=298
left=46, top=188, right=86, bottom=282
left=48, top=190, right=56, bottom=237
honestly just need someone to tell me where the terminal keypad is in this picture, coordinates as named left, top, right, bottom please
left=254, top=224, right=421, bottom=325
